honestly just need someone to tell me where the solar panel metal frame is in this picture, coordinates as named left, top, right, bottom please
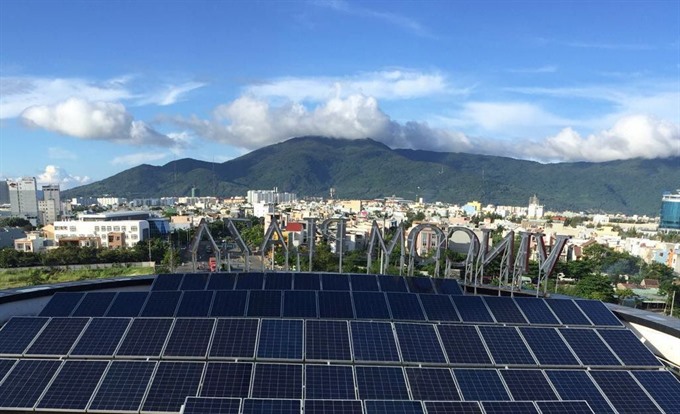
left=574, top=299, right=623, bottom=327
left=24, top=317, right=90, bottom=357
left=482, top=296, right=529, bottom=324
left=257, top=319, right=304, bottom=361
left=499, top=369, right=559, bottom=401
left=452, top=369, right=511, bottom=401
left=210, top=290, right=248, bottom=317
left=433, top=278, right=464, bottom=295
left=385, top=292, right=426, bottom=321
left=350, top=321, right=401, bottom=363
left=246, top=290, right=282, bottom=317
left=235, top=272, right=265, bottom=290
left=69, top=317, right=131, bottom=358
left=632, top=370, right=680, bottom=414
left=305, top=320, right=352, bottom=362
left=105, top=291, right=149, bottom=317
left=293, top=272, right=321, bottom=290
left=87, top=360, right=157, bottom=414
left=545, top=369, right=616, bottom=414
left=242, top=398, right=302, bottom=414
left=114, top=317, right=174, bottom=358
left=265, top=272, right=293, bottom=290
left=175, top=290, right=215, bottom=317
left=180, top=273, right=209, bottom=290
left=283, top=290, right=318, bottom=318
left=423, top=401, right=483, bottom=414
left=596, top=328, right=662, bottom=367
left=139, top=290, right=182, bottom=317
left=319, top=291, right=355, bottom=319
left=513, top=297, right=560, bottom=325
left=480, top=400, right=539, bottom=414
left=478, top=326, right=538, bottom=366
left=418, top=293, right=460, bottom=322
left=163, top=318, right=216, bottom=359
left=150, top=273, right=183, bottom=291
left=350, top=274, right=380, bottom=291
left=544, top=299, right=592, bottom=326
left=140, top=360, right=205, bottom=414
left=377, top=275, right=409, bottom=292
left=535, top=400, right=595, bottom=414
left=208, top=318, right=259, bottom=360
left=450, top=296, right=495, bottom=323
left=0, top=360, right=16, bottom=386
left=183, top=396, right=242, bottom=414
left=405, top=276, right=435, bottom=294
left=304, top=399, right=363, bottom=414
left=250, top=362, right=303, bottom=399
left=38, top=291, right=85, bottom=317
left=206, top=273, right=236, bottom=290
left=558, top=328, right=622, bottom=367
left=305, top=364, right=357, bottom=400
left=71, top=291, right=117, bottom=317
left=0, top=317, right=49, bottom=357
left=394, top=322, right=447, bottom=364
left=0, top=359, right=62, bottom=410
left=322, top=273, right=351, bottom=291
left=436, top=324, right=493, bottom=365
left=518, top=327, right=580, bottom=366
left=35, top=359, right=109, bottom=411
left=352, top=291, right=391, bottom=320
left=405, top=367, right=460, bottom=401
left=588, top=370, right=663, bottom=414
left=364, top=400, right=424, bottom=413
left=355, top=365, right=410, bottom=400
left=199, top=362, right=253, bottom=398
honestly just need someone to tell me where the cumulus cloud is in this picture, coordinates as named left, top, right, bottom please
left=111, top=152, right=169, bottom=166
left=37, top=165, right=90, bottom=189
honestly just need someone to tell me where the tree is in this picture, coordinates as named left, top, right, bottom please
left=572, top=274, right=615, bottom=303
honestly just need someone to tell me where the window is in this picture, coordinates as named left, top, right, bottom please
left=69, top=226, right=76, bottom=232
left=131, top=226, right=138, bottom=231
left=94, top=226, right=100, bottom=231
left=113, top=226, right=120, bottom=231
left=122, top=226, right=126, bottom=231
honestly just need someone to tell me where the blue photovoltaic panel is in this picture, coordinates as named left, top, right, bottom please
left=519, top=327, right=579, bottom=366
left=450, top=296, right=494, bottom=323
left=0, top=360, right=15, bottom=383
left=395, top=323, right=446, bottom=364
left=70, top=317, right=130, bottom=357
left=478, top=326, right=537, bottom=366
left=356, top=366, right=409, bottom=400
left=210, top=290, right=248, bottom=316
left=26, top=317, right=89, bottom=356
left=36, top=360, right=108, bottom=410
left=235, top=272, right=264, bottom=289
left=251, top=363, right=303, bottom=399
left=406, top=276, right=435, bottom=293
left=243, top=399, right=301, bottom=414
left=418, top=294, right=460, bottom=322
left=163, top=318, right=215, bottom=358
left=424, top=401, right=483, bottom=414
left=546, top=370, right=615, bottom=414
left=323, top=273, right=351, bottom=291
left=481, top=401, right=539, bottom=414
left=305, top=364, right=356, bottom=399
left=596, top=329, right=661, bottom=367
left=247, top=290, right=282, bottom=317
left=378, top=275, right=408, bottom=292
left=257, top=319, right=303, bottom=360
left=545, top=299, right=592, bottom=325
left=207, top=273, right=236, bottom=290
left=283, top=290, right=318, bottom=318
left=365, top=400, right=424, bottom=413
left=0, top=359, right=61, bottom=409
left=536, top=401, right=595, bottom=414
left=151, top=273, right=183, bottom=290
left=0, top=317, right=48, bottom=355
left=589, top=370, right=662, bottom=414
left=353, top=292, right=391, bottom=319
left=141, top=361, right=204, bottom=413
left=350, top=321, right=400, bottom=362
left=482, top=297, right=528, bottom=324
left=105, top=291, right=148, bottom=317
left=265, top=272, right=293, bottom=290
left=200, top=362, right=252, bottom=398
left=88, top=360, right=156, bottom=412
left=140, top=290, right=181, bottom=317
left=305, top=400, right=363, bottom=414
left=500, top=370, right=559, bottom=401
left=433, top=278, right=464, bottom=295
left=513, top=298, right=560, bottom=325
left=181, top=273, right=209, bottom=290
left=184, top=397, right=241, bottom=414
left=633, top=370, right=680, bottom=414
left=39, top=291, right=84, bottom=316
left=452, top=369, right=511, bottom=401
left=574, top=299, right=622, bottom=327
left=559, top=328, right=621, bottom=366
left=319, top=291, right=355, bottom=318
left=116, top=318, right=173, bottom=357
left=306, top=320, right=351, bottom=361
left=437, top=325, right=492, bottom=365
left=176, top=290, right=214, bottom=317
left=71, top=291, right=116, bottom=317
left=405, top=367, right=460, bottom=400
left=350, top=274, right=380, bottom=291
left=386, top=292, right=426, bottom=321
left=209, top=318, right=258, bottom=359
left=293, top=273, right=321, bottom=290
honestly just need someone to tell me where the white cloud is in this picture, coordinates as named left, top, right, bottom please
left=137, top=81, right=206, bottom=106
left=448, top=101, right=573, bottom=135
left=47, top=147, right=77, bottom=160
left=111, top=152, right=169, bottom=166
left=37, top=165, right=90, bottom=189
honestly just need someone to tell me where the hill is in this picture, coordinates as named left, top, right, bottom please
left=64, top=136, right=680, bottom=215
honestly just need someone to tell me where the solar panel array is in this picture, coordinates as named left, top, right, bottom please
left=0, top=271, right=676, bottom=414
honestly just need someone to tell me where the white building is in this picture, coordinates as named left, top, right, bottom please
left=0, top=180, right=9, bottom=205
left=528, top=194, right=544, bottom=219
left=247, top=189, right=297, bottom=204
left=8, top=177, right=39, bottom=225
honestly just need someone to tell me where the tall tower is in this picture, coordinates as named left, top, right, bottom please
left=659, top=190, right=680, bottom=232
left=0, top=180, right=9, bottom=205
left=528, top=194, right=544, bottom=219
left=40, top=184, right=61, bottom=225
left=8, top=177, right=39, bottom=225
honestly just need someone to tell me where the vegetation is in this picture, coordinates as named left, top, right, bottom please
left=0, top=217, right=33, bottom=231
left=0, top=266, right=154, bottom=290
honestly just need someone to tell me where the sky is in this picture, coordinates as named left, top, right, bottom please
left=0, top=0, right=678, bottom=189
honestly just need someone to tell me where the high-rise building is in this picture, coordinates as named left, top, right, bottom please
left=39, top=184, right=61, bottom=225
left=0, top=180, right=9, bottom=204
left=528, top=194, right=544, bottom=219
left=8, top=177, right=39, bottom=225
left=659, top=190, right=680, bottom=232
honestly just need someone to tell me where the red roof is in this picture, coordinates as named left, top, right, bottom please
left=286, top=222, right=304, bottom=232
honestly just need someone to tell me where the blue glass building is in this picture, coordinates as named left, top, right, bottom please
left=659, top=191, right=680, bottom=232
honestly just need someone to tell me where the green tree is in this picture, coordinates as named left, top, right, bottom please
left=572, top=274, right=615, bottom=302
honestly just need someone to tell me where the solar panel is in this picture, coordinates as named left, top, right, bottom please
left=423, top=401, right=483, bottom=414
left=71, top=291, right=116, bottom=316
left=70, top=317, right=130, bottom=357
left=481, top=401, right=539, bottom=414
left=405, top=367, right=460, bottom=400
left=25, top=317, right=89, bottom=356
left=478, top=326, right=537, bottom=366
left=378, top=275, right=409, bottom=292
left=116, top=318, right=173, bottom=357
left=294, top=272, right=321, bottom=290
left=0, top=359, right=61, bottom=408
left=545, top=370, right=615, bottom=414
left=184, top=397, right=241, bottom=414
left=176, top=290, right=214, bottom=317
left=235, top=272, right=265, bottom=289
left=306, top=320, right=352, bottom=361
left=283, top=290, right=318, bottom=317
left=350, top=321, right=400, bottom=362
left=181, top=272, right=209, bottom=290
left=247, top=290, right=282, bottom=317
left=251, top=363, right=303, bottom=399
left=39, top=291, right=84, bottom=316
left=355, top=366, right=409, bottom=400
left=243, top=398, right=301, bottom=413
left=418, top=294, right=460, bottom=322
left=574, top=299, right=622, bottom=327
left=452, top=369, right=511, bottom=401
left=558, top=328, right=621, bottom=366
left=536, top=401, right=595, bottom=414
left=305, top=364, right=356, bottom=399
left=350, top=274, right=379, bottom=291
left=499, top=370, right=559, bottom=401
left=0, top=317, right=48, bottom=356
left=450, top=296, right=494, bottom=323
left=319, top=291, right=355, bottom=318
left=207, top=272, right=236, bottom=290
left=589, top=370, right=662, bottom=414
left=513, top=298, right=560, bottom=325
left=386, top=292, right=426, bottom=321
left=633, top=370, right=680, bottom=414
left=433, top=278, right=464, bottom=295
left=36, top=360, right=108, bottom=410
left=482, top=297, right=528, bottom=324
left=164, top=318, right=215, bottom=358
left=200, top=362, right=252, bottom=398
left=596, top=329, right=661, bottom=367
left=105, top=291, right=148, bottom=317
left=265, top=272, right=293, bottom=290
left=323, top=273, right=351, bottom=291
left=210, top=290, right=248, bottom=316
left=151, top=273, right=184, bottom=290
left=88, top=360, right=156, bottom=412
left=394, top=323, right=446, bottom=364
left=209, top=318, right=258, bottom=359
left=406, top=276, right=435, bottom=293
left=545, top=299, right=591, bottom=325
left=305, top=399, right=363, bottom=414
left=141, top=361, right=204, bottom=413
left=140, top=290, right=182, bottom=317
left=364, top=400, right=424, bottom=413
left=353, top=292, right=391, bottom=319
left=257, top=319, right=303, bottom=360
left=519, top=327, right=579, bottom=366
left=436, top=325, right=492, bottom=365
left=0, top=360, right=15, bottom=384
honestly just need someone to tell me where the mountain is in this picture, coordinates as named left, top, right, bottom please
left=64, top=136, right=680, bottom=215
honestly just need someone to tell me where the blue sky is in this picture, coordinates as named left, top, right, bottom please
left=1, top=0, right=678, bottom=189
